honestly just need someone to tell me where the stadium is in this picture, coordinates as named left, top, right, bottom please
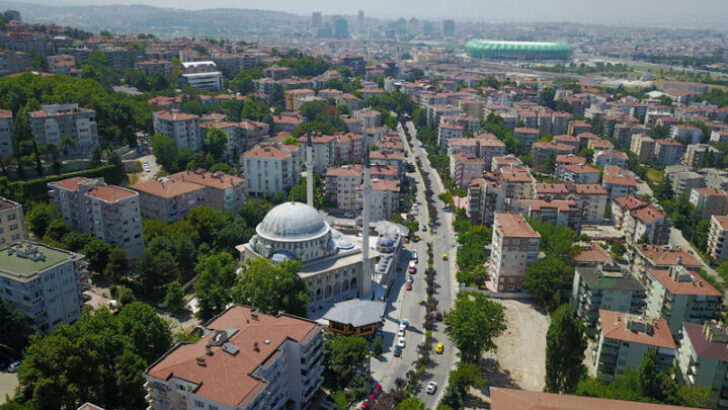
left=465, top=40, right=572, bottom=61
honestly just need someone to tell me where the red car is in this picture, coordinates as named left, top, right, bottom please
left=406, top=282, right=413, bottom=291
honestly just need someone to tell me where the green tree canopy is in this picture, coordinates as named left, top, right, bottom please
left=323, top=335, right=369, bottom=388
left=545, top=304, right=587, bottom=394
left=444, top=292, right=507, bottom=363
left=194, top=252, right=238, bottom=321
left=0, top=298, right=31, bottom=366
left=524, top=256, right=572, bottom=312
left=231, top=259, right=309, bottom=317
left=83, top=238, right=113, bottom=273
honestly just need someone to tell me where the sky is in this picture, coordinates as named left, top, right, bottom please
left=48, top=0, right=727, bottom=27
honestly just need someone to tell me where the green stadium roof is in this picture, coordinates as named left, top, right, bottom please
left=465, top=40, right=572, bottom=59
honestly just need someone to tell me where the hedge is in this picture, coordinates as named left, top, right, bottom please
left=6, top=164, right=123, bottom=204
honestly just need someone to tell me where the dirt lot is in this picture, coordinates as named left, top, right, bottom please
left=0, top=372, right=19, bottom=403
left=480, top=299, right=550, bottom=393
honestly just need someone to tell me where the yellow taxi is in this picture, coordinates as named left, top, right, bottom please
left=435, top=342, right=444, bottom=354
left=414, top=236, right=421, bottom=242
left=442, top=253, right=448, bottom=260
left=404, top=237, right=410, bottom=244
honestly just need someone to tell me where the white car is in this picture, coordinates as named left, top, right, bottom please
left=411, top=250, right=418, bottom=261
left=401, top=318, right=409, bottom=328
left=426, top=381, right=438, bottom=394
left=397, top=327, right=405, bottom=337
left=7, top=360, right=21, bottom=373
left=398, top=336, right=406, bottom=348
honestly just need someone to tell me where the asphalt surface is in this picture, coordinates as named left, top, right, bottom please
left=368, top=121, right=459, bottom=408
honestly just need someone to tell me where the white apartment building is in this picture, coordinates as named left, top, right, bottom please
left=0, top=241, right=85, bottom=333
left=467, top=177, right=507, bottom=226
left=490, top=213, right=541, bottom=292
left=48, top=177, right=144, bottom=256
left=144, top=306, right=324, bottom=410
left=708, top=215, right=728, bottom=263
left=0, top=197, right=26, bottom=246
left=572, top=184, right=608, bottom=223
left=153, top=110, right=201, bottom=151
left=644, top=264, right=722, bottom=335
left=622, top=204, right=671, bottom=245
left=178, top=61, right=223, bottom=91
left=298, top=133, right=336, bottom=174
left=594, top=310, right=675, bottom=382
left=675, top=322, right=728, bottom=409
left=28, top=104, right=98, bottom=158
left=0, top=109, right=13, bottom=156
left=242, top=143, right=302, bottom=198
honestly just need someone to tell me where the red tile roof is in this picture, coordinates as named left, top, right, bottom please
left=170, top=170, right=244, bottom=190
left=635, top=244, right=702, bottom=268
left=631, top=204, right=666, bottom=223
left=495, top=213, right=540, bottom=238
left=154, top=110, right=198, bottom=121
left=49, top=176, right=85, bottom=191
left=535, top=183, right=568, bottom=195
left=490, top=387, right=698, bottom=410
left=146, top=306, right=320, bottom=408
left=561, top=164, right=600, bottom=174
left=87, top=185, right=137, bottom=203
left=573, top=243, right=611, bottom=263
left=243, top=145, right=291, bottom=159
left=574, top=183, right=607, bottom=195
left=599, top=310, right=675, bottom=349
left=713, top=215, right=728, bottom=231
left=556, top=154, right=586, bottom=165
left=613, top=195, right=647, bottom=211
left=131, top=177, right=205, bottom=199
left=648, top=268, right=721, bottom=297
left=683, top=322, right=728, bottom=362
left=520, top=199, right=578, bottom=212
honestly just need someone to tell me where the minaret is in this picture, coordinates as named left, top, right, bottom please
left=306, top=127, right=314, bottom=208
left=361, top=148, right=371, bottom=286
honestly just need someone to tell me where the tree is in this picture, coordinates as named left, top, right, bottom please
left=239, top=199, right=273, bottom=227
left=545, top=304, right=587, bottom=394
left=115, top=285, right=135, bottom=307
left=117, top=302, right=173, bottom=363
left=151, top=134, right=178, bottom=171
left=372, top=337, right=384, bottom=356
left=139, top=238, right=179, bottom=297
left=394, top=397, right=426, bottom=410
left=653, top=178, right=674, bottom=201
left=524, top=257, right=571, bottom=312
left=438, top=191, right=454, bottom=207
left=231, top=259, right=308, bottom=317
left=104, top=247, right=130, bottom=281
left=61, top=231, right=95, bottom=252
left=194, top=252, right=237, bottom=321
left=187, top=206, right=225, bottom=245
left=610, top=241, right=627, bottom=259
left=0, top=298, right=31, bottom=366
left=202, top=127, right=228, bottom=163
left=538, top=87, right=557, bottom=109
left=90, top=143, right=103, bottom=167
left=43, top=218, right=70, bottom=243
left=529, top=219, right=579, bottom=259
left=164, top=281, right=185, bottom=312
left=323, top=335, right=369, bottom=388
left=16, top=306, right=159, bottom=410
left=26, top=203, right=60, bottom=238
left=215, top=215, right=255, bottom=255
left=444, top=292, right=507, bottom=363
left=83, top=239, right=112, bottom=273
left=441, top=362, right=485, bottom=409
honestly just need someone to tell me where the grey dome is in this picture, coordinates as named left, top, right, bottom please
left=256, top=202, right=329, bottom=242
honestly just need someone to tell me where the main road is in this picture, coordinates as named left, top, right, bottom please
left=369, top=121, right=459, bottom=409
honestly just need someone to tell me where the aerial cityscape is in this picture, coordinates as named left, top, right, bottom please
left=0, top=1, right=728, bottom=409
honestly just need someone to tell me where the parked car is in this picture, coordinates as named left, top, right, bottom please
left=7, top=360, right=21, bottom=373
left=393, top=345, right=402, bottom=357
left=406, top=282, right=413, bottom=291
left=398, top=327, right=405, bottom=337
left=398, top=337, right=406, bottom=348
left=407, top=274, right=414, bottom=283
left=435, top=342, right=444, bottom=354
left=408, top=261, right=417, bottom=273
left=411, top=250, right=418, bottom=261
left=401, top=318, right=409, bottom=328
left=426, top=381, right=438, bottom=394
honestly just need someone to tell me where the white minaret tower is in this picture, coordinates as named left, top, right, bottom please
left=306, top=128, right=314, bottom=208
left=361, top=148, right=372, bottom=290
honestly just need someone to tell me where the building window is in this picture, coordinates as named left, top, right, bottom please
left=194, top=400, right=204, bottom=408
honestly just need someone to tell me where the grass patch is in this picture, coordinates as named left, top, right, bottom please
left=330, top=391, right=349, bottom=409
left=646, top=168, right=665, bottom=185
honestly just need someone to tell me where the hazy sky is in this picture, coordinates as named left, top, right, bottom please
left=50, top=0, right=727, bottom=26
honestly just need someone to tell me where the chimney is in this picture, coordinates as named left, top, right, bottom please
left=205, top=345, right=213, bottom=356
left=196, top=357, right=206, bottom=367
left=254, top=341, right=260, bottom=352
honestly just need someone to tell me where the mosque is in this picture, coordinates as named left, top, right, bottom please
left=237, top=131, right=399, bottom=314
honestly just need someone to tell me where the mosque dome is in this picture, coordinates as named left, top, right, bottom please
left=256, top=202, right=329, bottom=242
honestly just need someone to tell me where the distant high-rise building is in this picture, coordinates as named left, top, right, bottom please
left=334, top=16, right=349, bottom=39
left=407, top=17, right=419, bottom=35
left=312, top=11, right=322, bottom=27
left=423, top=22, right=435, bottom=35
left=443, top=19, right=455, bottom=36
left=357, top=10, right=364, bottom=33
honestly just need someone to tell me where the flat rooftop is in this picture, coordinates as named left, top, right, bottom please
left=0, top=242, right=78, bottom=279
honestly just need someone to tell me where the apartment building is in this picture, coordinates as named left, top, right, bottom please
left=491, top=155, right=523, bottom=172
left=450, top=153, right=485, bottom=188
left=490, top=387, right=691, bottom=409
left=334, top=133, right=365, bottom=163
left=369, top=150, right=405, bottom=178
left=684, top=144, right=719, bottom=169
left=631, top=134, right=656, bottom=163
left=323, top=164, right=398, bottom=216
left=645, top=264, right=722, bottom=335
left=369, top=179, right=400, bottom=222
left=513, top=127, right=539, bottom=153
left=353, top=108, right=383, bottom=129
left=144, top=305, right=324, bottom=410
left=490, top=213, right=541, bottom=292
left=467, top=177, right=506, bottom=226
left=297, top=133, right=336, bottom=174
left=169, top=170, right=246, bottom=212
left=29, top=104, right=98, bottom=158
left=0, top=197, right=26, bottom=246
left=134, top=59, right=173, bottom=77
left=623, top=203, right=671, bottom=245
left=0, top=50, right=30, bottom=76
left=130, top=177, right=204, bottom=223
left=153, top=110, right=201, bottom=151
left=573, top=183, right=608, bottom=222
left=558, top=164, right=601, bottom=184
left=667, top=166, right=705, bottom=198
left=594, top=310, right=675, bottom=381
left=515, top=199, right=582, bottom=233
left=0, top=241, right=85, bottom=332
left=48, top=177, right=144, bottom=256
left=571, top=264, right=645, bottom=327
left=552, top=112, right=573, bottom=135
left=602, top=169, right=638, bottom=202
left=438, top=122, right=465, bottom=150
left=497, top=167, right=534, bottom=199
left=708, top=216, right=728, bottom=263
left=242, top=143, right=302, bottom=198
left=655, top=139, right=686, bottom=166
left=284, top=89, right=316, bottom=111
left=0, top=109, right=13, bottom=156
left=675, top=322, right=728, bottom=409
left=690, top=188, right=728, bottom=218
left=572, top=242, right=613, bottom=268
left=670, top=124, right=703, bottom=145
left=534, top=183, right=569, bottom=200
left=530, top=142, right=573, bottom=169
left=178, top=61, right=223, bottom=91
left=594, top=150, right=628, bottom=169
